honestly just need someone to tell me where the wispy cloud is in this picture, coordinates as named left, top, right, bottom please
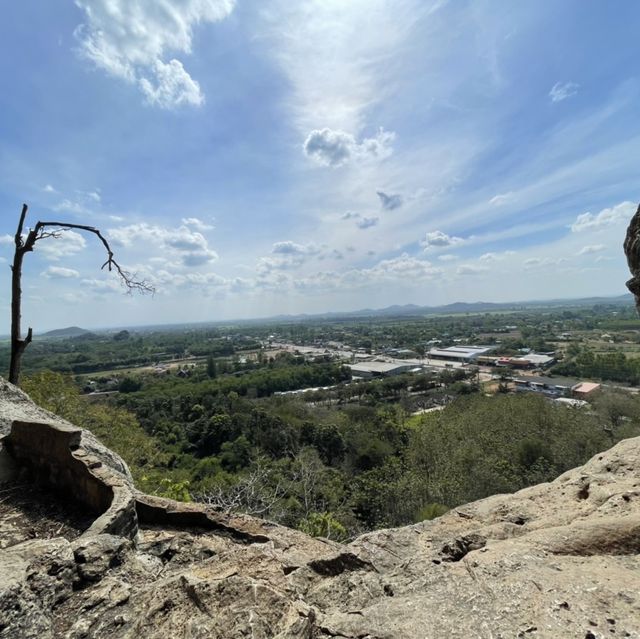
left=549, top=81, right=579, bottom=103
left=488, top=192, right=513, bottom=206
left=456, top=264, right=488, bottom=275
left=356, top=216, right=379, bottom=229
left=577, top=244, right=606, bottom=255
left=41, top=266, right=80, bottom=279
left=264, top=0, right=427, bottom=133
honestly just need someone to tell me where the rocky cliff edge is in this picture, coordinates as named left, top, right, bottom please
left=0, top=378, right=639, bottom=639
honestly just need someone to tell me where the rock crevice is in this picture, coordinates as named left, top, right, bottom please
left=1, top=379, right=640, bottom=638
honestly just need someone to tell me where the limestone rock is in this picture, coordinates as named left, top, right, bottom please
left=1, top=377, right=640, bottom=637
left=72, top=534, right=130, bottom=584
left=0, top=538, right=76, bottom=639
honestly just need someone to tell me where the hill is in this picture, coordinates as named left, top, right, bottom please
left=40, top=326, right=93, bottom=339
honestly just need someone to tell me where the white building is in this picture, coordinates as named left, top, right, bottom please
left=427, top=345, right=495, bottom=363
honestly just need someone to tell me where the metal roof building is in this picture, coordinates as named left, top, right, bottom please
left=348, top=361, right=418, bottom=378
left=427, top=345, right=495, bottom=362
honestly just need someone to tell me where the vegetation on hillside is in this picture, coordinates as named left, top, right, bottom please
left=22, top=368, right=640, bottom=539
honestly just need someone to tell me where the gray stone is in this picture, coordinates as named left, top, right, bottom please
left=72, top=534, right=130, bottom=583
left=1, top=376, right=640, bottom=638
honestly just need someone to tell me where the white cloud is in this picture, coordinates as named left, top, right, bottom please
left=456, top=264, right=488, bottom=275
left=577, top=244, right=606, bottom=255
left=303, top=127, right=395, bottom=167
left=256, top=241, right=325, bottom=273
left=421, top=230, right=465, bottom=250
left=571, top=201, right=636, bottom=232
left=139, top=59, right=204, bottom=108
left=36, top=231, right=87, bottom=261
left=488, top=192, right=513, bottom=206
left=81, top=189, right=101, bottom=202
left=182, top=217, right=214, bottom=231
left=479, top=251, right=514, bottom=262
left=41, top=266, right=80, bottom=279
left=437, top=254, right=458, bottom=262
left=339, top=211, right=379, bottom=229
left=74, top=0, right=235, bottom=108
left=53, top=199, right=89, bottom=215
left=549, top=81, right=579, bottom=103
left=356, top=216, right=379, bottom=229
left=523, top=257, right=567, bottom=270
left=272, top=241, right=314, bottom=256
left=43, top=184, right=56, bottom=193
left=107, top=222, right=218, bottom=266
left=0, top=234, right=13, bottom=245
left=377, top=191, right=403, bottom=211
left=265, top=1, right=425, bottom=134
left=342, top=254, right=443, bottom=287
left=81, top=277, right=122, bottom=294
left=289, top=253, right=443, bottom=294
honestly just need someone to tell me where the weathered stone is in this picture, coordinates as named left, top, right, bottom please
left=0, top=538, right=76, bottom=639
left=72, top=534, right=130, bottom=583
left=1, top=377, right=640, bottom=637
left=624, top=202, right=640, bottom=312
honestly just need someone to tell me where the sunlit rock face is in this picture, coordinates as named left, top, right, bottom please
left=1, top=378, right=640, bottom=638
left=624, top=202, right=640, bottom=313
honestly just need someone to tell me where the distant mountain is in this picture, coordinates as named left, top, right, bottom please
left=248, top=294, right=635, bottom=323
left=40, top=326, right=93, bottom=338
left=82, top=293, right=636, bottom=333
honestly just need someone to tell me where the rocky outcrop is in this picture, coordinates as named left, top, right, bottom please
left=1, top=379, right=640, bottom=638
left=625, top=202, right=640, bottom=312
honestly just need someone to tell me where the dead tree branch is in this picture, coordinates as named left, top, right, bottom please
left=8, top=203, right=155, bottom=385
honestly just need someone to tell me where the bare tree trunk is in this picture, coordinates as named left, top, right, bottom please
left=9, top=204, right=32, bottom=385
left=7, top=203, right=153, bottom=386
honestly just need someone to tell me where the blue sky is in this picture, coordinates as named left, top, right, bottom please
left=0, top=0, right=639, bottom=330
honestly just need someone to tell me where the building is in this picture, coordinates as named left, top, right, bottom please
left=513, top=375, right=600, bottom=400
left=427, top=345, right=495, bottom=363
left=513, top=376, right=580, bottom=397
left=495, top=353, right=555, bottom=369
left=572, top=382, right=601, bottom=399
left=387, top=348, right=418, bottom=359
left=348, top=361, right=418, bottom=379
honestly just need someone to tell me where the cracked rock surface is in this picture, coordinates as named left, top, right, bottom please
left=1, top=382, right=640, bottom=638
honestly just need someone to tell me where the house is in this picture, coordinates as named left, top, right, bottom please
left=572, top=382, right=601, bottom=399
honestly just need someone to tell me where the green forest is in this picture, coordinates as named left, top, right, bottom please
left=23, top=368, right=640, bottom=540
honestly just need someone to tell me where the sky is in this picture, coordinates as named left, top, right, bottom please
left=1, top=0, right=639, bottom=331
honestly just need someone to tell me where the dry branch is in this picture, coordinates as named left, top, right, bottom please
left=8, top=203, right=155, bottom=385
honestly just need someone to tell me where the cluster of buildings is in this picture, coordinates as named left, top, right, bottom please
left=513, top=376, right=601, bottom=401
left=426, top=345, right=555, bottom=369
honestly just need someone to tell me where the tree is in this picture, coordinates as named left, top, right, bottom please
left=9, top=203, right=153, bottom=385
left=206, top=355, right=217, bottom=378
